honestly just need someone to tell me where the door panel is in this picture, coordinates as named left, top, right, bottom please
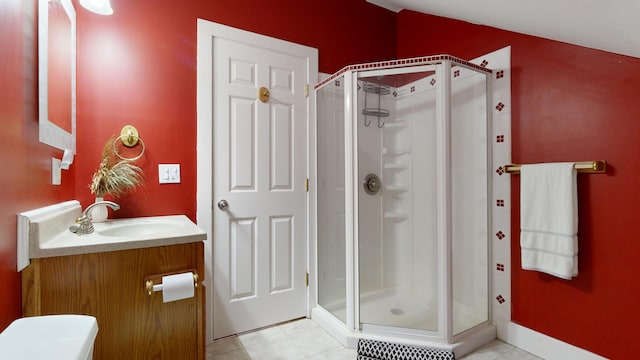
left=230, top=217, right=256, bottom=300
left=212, top=36, right=308, bottom=338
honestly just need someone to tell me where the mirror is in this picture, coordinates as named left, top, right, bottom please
left=39, top=0, right=76, bottom=154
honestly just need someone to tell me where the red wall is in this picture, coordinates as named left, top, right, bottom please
left=397, top=10, right=640, bottom=359
left=8, top=2, right=635, bottom=356
left=74, top=0, right=397, bottom=219
left=0, top=0, right=76, bottom=330
left=1, top=0, right=395, bottom=332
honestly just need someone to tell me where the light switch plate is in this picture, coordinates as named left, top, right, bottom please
left=158, top=164, right=181, bottom=184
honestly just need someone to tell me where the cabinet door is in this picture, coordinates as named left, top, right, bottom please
left=22, top=243, right=205, bottom=360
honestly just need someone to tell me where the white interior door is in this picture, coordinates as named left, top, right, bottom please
left=197, top=21, right=318, bottom=340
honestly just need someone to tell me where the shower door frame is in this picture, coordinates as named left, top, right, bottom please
left=313, top=56, right=494, bottom=346
left=350, top=62, right=453, bottom=342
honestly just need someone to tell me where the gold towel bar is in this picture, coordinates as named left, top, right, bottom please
left=504, top=161, right=606, bottom=174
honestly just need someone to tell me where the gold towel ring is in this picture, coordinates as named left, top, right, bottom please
left=120, top=125, right=139, bottom=147
left=113, top=134, right=145, bottom=161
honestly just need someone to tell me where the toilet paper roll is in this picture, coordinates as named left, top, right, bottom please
left=161, top=272, right=195, bottom=303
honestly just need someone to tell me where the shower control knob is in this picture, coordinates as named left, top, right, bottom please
left=217, top=199, right=229, bottom=211
left=363, top=173, right=382, bottom=195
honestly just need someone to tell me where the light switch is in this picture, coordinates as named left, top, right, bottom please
left=158, top=164, right=181, bottom=184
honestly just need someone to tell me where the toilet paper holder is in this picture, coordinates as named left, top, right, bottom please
left=144, top=270, right=199, bottom=296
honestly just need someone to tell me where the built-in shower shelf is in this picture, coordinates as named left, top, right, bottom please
left=383, top=121, right=407, bottom=130
left=382, top=148, right=412, bottom=156
left=384, top=163, right=409, bottom=170
left=384, top=185, right=409, bottom=193
left=384, top=212, right=409, bottom=222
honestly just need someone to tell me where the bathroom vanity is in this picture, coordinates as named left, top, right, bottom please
left=22, top=243, right=204, bottom=360
left=20, top=206, right=207, bottom=360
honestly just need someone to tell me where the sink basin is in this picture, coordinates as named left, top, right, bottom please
left=95, top=218, right=185, bottom=237
left=27, top=205, right=206, bottom=259
left=97, top=223, right=179, bottom=237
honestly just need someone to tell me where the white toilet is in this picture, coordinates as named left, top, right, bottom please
left=0, top=315, right=98, bottom=360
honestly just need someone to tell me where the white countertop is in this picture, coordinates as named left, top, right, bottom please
left=27, top=203, right=206, bottom=258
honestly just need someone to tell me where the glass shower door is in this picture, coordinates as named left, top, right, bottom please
left=450, top=67, right=490, bottom=335
left=317, top=76, right=347, bottom=323
left=357, top=68, right=440, bottom=332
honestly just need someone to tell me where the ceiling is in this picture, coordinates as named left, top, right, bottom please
left=368, top=0, right=640, bottom=59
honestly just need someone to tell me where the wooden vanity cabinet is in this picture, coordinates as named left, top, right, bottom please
left=22, top=242, right=205, bottom=360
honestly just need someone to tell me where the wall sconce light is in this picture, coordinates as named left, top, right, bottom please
left=79, top=0, right=113, bottom=15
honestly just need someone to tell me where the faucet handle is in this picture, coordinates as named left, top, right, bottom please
left=72, top=214, right=94, bottom=235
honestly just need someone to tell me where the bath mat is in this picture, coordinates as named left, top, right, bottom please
left=357, top=339, right=455, bottom=360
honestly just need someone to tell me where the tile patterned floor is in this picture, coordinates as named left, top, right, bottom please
left=206, top=319, right=542, bottom=360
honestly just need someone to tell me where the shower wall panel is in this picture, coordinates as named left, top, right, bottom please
left=450, top=70, right=489, bottom=335
left=395, top=86, right=438, bottom=305
left=357, top=83, right=384, bottom=295
left=317, top=78, right=347, bottom=322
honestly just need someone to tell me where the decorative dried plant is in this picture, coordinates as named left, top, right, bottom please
left=90, top=136, right=144, bottom=198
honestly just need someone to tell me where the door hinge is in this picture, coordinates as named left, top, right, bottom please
left=305, top=272, right=309, bottom=287
left=305, top=178, right=309, bottom=192
left=305, top=84, right=309, bottom=97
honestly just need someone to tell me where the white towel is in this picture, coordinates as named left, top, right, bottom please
left=520, top=162, right=578, bottom=279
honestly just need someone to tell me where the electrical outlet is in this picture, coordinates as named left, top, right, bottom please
left=158, top=164, right=181, bottom=184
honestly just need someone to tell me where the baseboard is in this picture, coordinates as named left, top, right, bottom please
left=497, top=320, right=608, bottom=360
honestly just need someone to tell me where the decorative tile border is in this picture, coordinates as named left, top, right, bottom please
left=488, top=47, right=512, bottom=324
left=315, top=54, right=492, bottom=89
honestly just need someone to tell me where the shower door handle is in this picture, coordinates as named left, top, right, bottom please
left=217, top=199, right=229, bottom=211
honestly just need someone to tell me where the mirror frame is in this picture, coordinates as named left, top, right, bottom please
left=39, top=0, right=76, bottom=154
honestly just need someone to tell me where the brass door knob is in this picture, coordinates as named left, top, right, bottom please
left=258, top=87, right=270, bottom=103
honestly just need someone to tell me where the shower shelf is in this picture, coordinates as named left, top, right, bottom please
left=362, top=81, right=390, bottom=128
left=383, top=121, right=407, bottom=129
left=384, top=163, right=409, bottom=170
left=362, top=108, right=390, bottom=117
left=384, top=185, right=409, bottom=193
left=382, top=148, right=412, bottom=156
left=384, top=212, right=409, bottom=222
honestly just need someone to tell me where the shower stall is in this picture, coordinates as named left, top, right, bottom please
left=314, top=55, right=494, bottom=355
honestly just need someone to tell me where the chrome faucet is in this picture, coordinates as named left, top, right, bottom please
left=70, top=201, right=120, bottom=235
